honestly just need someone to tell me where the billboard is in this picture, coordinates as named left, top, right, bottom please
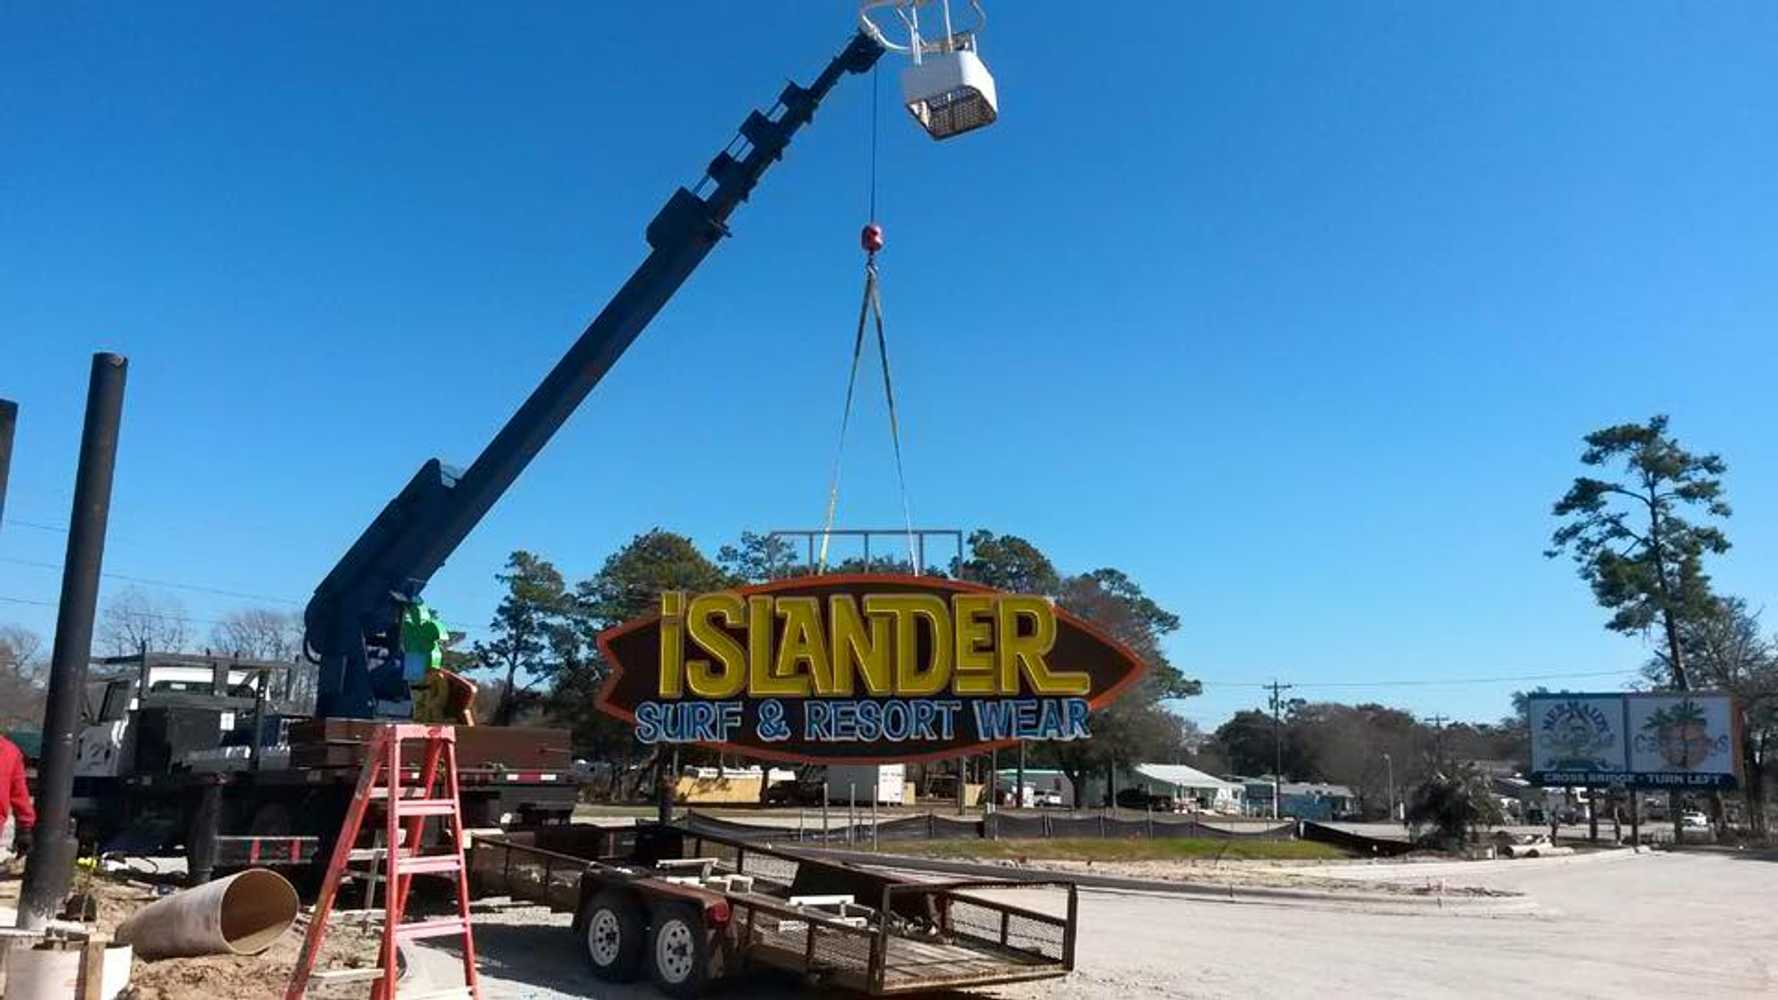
left=594, top=574, right=1149, bottom=763
left=1527, top=692, right=1740, bottom=789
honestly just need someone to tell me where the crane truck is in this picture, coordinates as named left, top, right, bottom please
left=69, top=3, right=1000, bottom=887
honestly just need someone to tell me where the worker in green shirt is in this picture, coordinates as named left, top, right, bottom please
left=402, top=602, right=476, bottom=725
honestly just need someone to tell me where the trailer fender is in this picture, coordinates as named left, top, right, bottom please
left=572, top=875, right=644, bottom=936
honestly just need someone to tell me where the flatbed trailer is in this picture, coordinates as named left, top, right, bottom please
left=471, top=824, right=1076, bottom=998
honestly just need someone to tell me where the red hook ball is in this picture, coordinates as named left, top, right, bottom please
left=860, top=222, right=885, bottom=254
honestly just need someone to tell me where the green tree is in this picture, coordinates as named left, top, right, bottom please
left=1547, top=415, right=1730, bottom=690
left=546, top=531, right=731, bottom=767
left=1405, top=761, right=1505, bottom=849
left=0, top=626, right=47, bottom=732
left=472, top=551, right=569, bottom=725
left=1214, top=709, right=1295, bottom=777
left=1037, top=567, right=1202, bottom=804
left=715, top=531, right=801, bottom=584
left=958, top=530, right=1060, bottom=594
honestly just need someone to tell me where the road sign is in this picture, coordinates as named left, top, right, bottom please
left=1527, top=692, right=1740, bottom=789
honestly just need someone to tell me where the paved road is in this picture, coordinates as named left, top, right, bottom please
left=413, top=849, right=1775, bottom=998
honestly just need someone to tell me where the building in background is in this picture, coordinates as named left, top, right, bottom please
left=1082, top=763, right=1246, bottom=813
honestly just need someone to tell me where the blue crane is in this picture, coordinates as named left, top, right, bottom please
left=303, top=32, right=888, bottom=718
left=304, top=2, right=1002, bottom=719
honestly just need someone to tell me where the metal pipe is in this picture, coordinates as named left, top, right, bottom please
left=0, top=398, right=17, bottom=530
left=114, top=869, right=298, bottom=960
left=18, top=353, right=127, bottom=931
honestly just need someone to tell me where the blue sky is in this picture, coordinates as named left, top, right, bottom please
left=4, top=3, right=1775, bottom=733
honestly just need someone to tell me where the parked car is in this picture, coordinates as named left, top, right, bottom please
left=1115, top=788, right=1177, bottom=811
left=1681, top=810, right=1710, bottom=830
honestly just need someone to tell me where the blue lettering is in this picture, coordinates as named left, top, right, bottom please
left=911, top=701, right=937, bottom=741
left=805, top=702, right=832, bottom=740
left=636, top=702, right=662, bottom=743
left=933, top=700, right=960, bottom=740
left=855, top=701, right=882, bottom=741
left=720, top=702, right=744, bottom=742
left=1014, top=699, right=1040, bottom=737
left=881, top=701, right=911, bottom=741
left=1038, top=699, right=1063, bottom=739
left=1064, top=698, right=1090, bottom=740
left=831, top=701, right=859, bottom=741
left=972, top=701, right=1016, bottom=740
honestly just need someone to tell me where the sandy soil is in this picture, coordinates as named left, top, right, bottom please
left=970, top=856, right=1517, bottom=896
left=986, top=850, right=1776, bottom=999
left=0, top=870, right=380, bottom=1000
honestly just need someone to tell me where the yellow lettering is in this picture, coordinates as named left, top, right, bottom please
left=774, top=597, right=832, bottom=695
left=748, top=595, right=803, bottom=696
left=997, top=597, right=1087, bottom=695
left=658, top=591, right=686, bottom=698
left=684, top=593, right=746, bottom=698
left=829, top=595, right=891, bottom=696
left=866, top=594, right=951, bottom=696
left=951, top=593, right=997, bottom=695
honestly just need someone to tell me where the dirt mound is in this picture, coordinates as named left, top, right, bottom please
left=77, top=874, right=382, bottom=1000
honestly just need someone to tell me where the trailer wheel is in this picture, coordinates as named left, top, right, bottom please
left=647, top=902, right=710, bottom=998
left=580, top=890, right=643, bottom=982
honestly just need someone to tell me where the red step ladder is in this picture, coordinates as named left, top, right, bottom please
left=286, top=724, right=482, bottom=1000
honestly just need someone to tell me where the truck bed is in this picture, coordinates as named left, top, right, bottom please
left=471, top=824, right=1075, bottom=995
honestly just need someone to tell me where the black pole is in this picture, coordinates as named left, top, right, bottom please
left=1015, top=740, right=1026, bottom=810
left=19, top=353, right=127, bottom=930
left=0, top=398, right=17, bottom=529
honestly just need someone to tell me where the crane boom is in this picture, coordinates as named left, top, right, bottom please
left=306, top=32, right=885, bottom=718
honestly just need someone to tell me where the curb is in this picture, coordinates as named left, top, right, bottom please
left=784, top=845, right=1538, bottom=914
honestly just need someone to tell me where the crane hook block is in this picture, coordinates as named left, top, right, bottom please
left=861, top=222, right=885, bottom=254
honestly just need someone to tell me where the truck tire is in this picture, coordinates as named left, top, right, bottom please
left=580, top=890, right=643, bottom=982
left=646, top=902, right=711, bottom=998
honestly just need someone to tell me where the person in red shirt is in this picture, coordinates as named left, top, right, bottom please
left=0, top=730, right=35, bottom=860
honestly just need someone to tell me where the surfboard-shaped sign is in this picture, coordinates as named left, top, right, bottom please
left=595, top=574, right=1149, bottom=764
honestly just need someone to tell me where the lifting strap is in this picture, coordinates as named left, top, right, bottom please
left=818, top=259, right=918, bottom=573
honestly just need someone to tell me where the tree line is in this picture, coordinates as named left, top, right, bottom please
left=463, top=529, right=1202, bottom=802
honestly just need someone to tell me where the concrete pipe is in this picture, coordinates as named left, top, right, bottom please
left=115, top=869, right=298, bottom=960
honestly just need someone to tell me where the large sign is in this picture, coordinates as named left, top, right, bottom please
left=594, top=575, right=1148, bottom=763
left=1527, top=692, right=1741, bottom=789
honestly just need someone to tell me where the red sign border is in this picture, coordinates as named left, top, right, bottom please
left=593, top=573, right=1152, bottom=764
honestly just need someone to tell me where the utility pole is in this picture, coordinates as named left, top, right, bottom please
left=1428, top=714, right=1448, bottom=762
left=0, top=399, right=16, bottom=530
left=1383, top=751, right=1396, bottom=823
left=19, top=355, right=126, bottom=929
left=1267, top=680, right=1294, bottom=820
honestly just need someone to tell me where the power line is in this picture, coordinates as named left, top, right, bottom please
left=0, top=556, right=303, bottom=606
left=1190, top=667, right=1642, bottom=690
left=2, top=518, right=66, bottom=533
left=0, top=593, right=247, bottom=630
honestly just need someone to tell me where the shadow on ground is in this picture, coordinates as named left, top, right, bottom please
left=424, top=918, right=879, bottom=999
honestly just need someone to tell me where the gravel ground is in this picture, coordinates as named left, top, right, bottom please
left=986, top=849, right=1775, bottom=999
left=407, top=849, right=1774, bottom=999
left=405, top=904, right=839, bottom=1000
